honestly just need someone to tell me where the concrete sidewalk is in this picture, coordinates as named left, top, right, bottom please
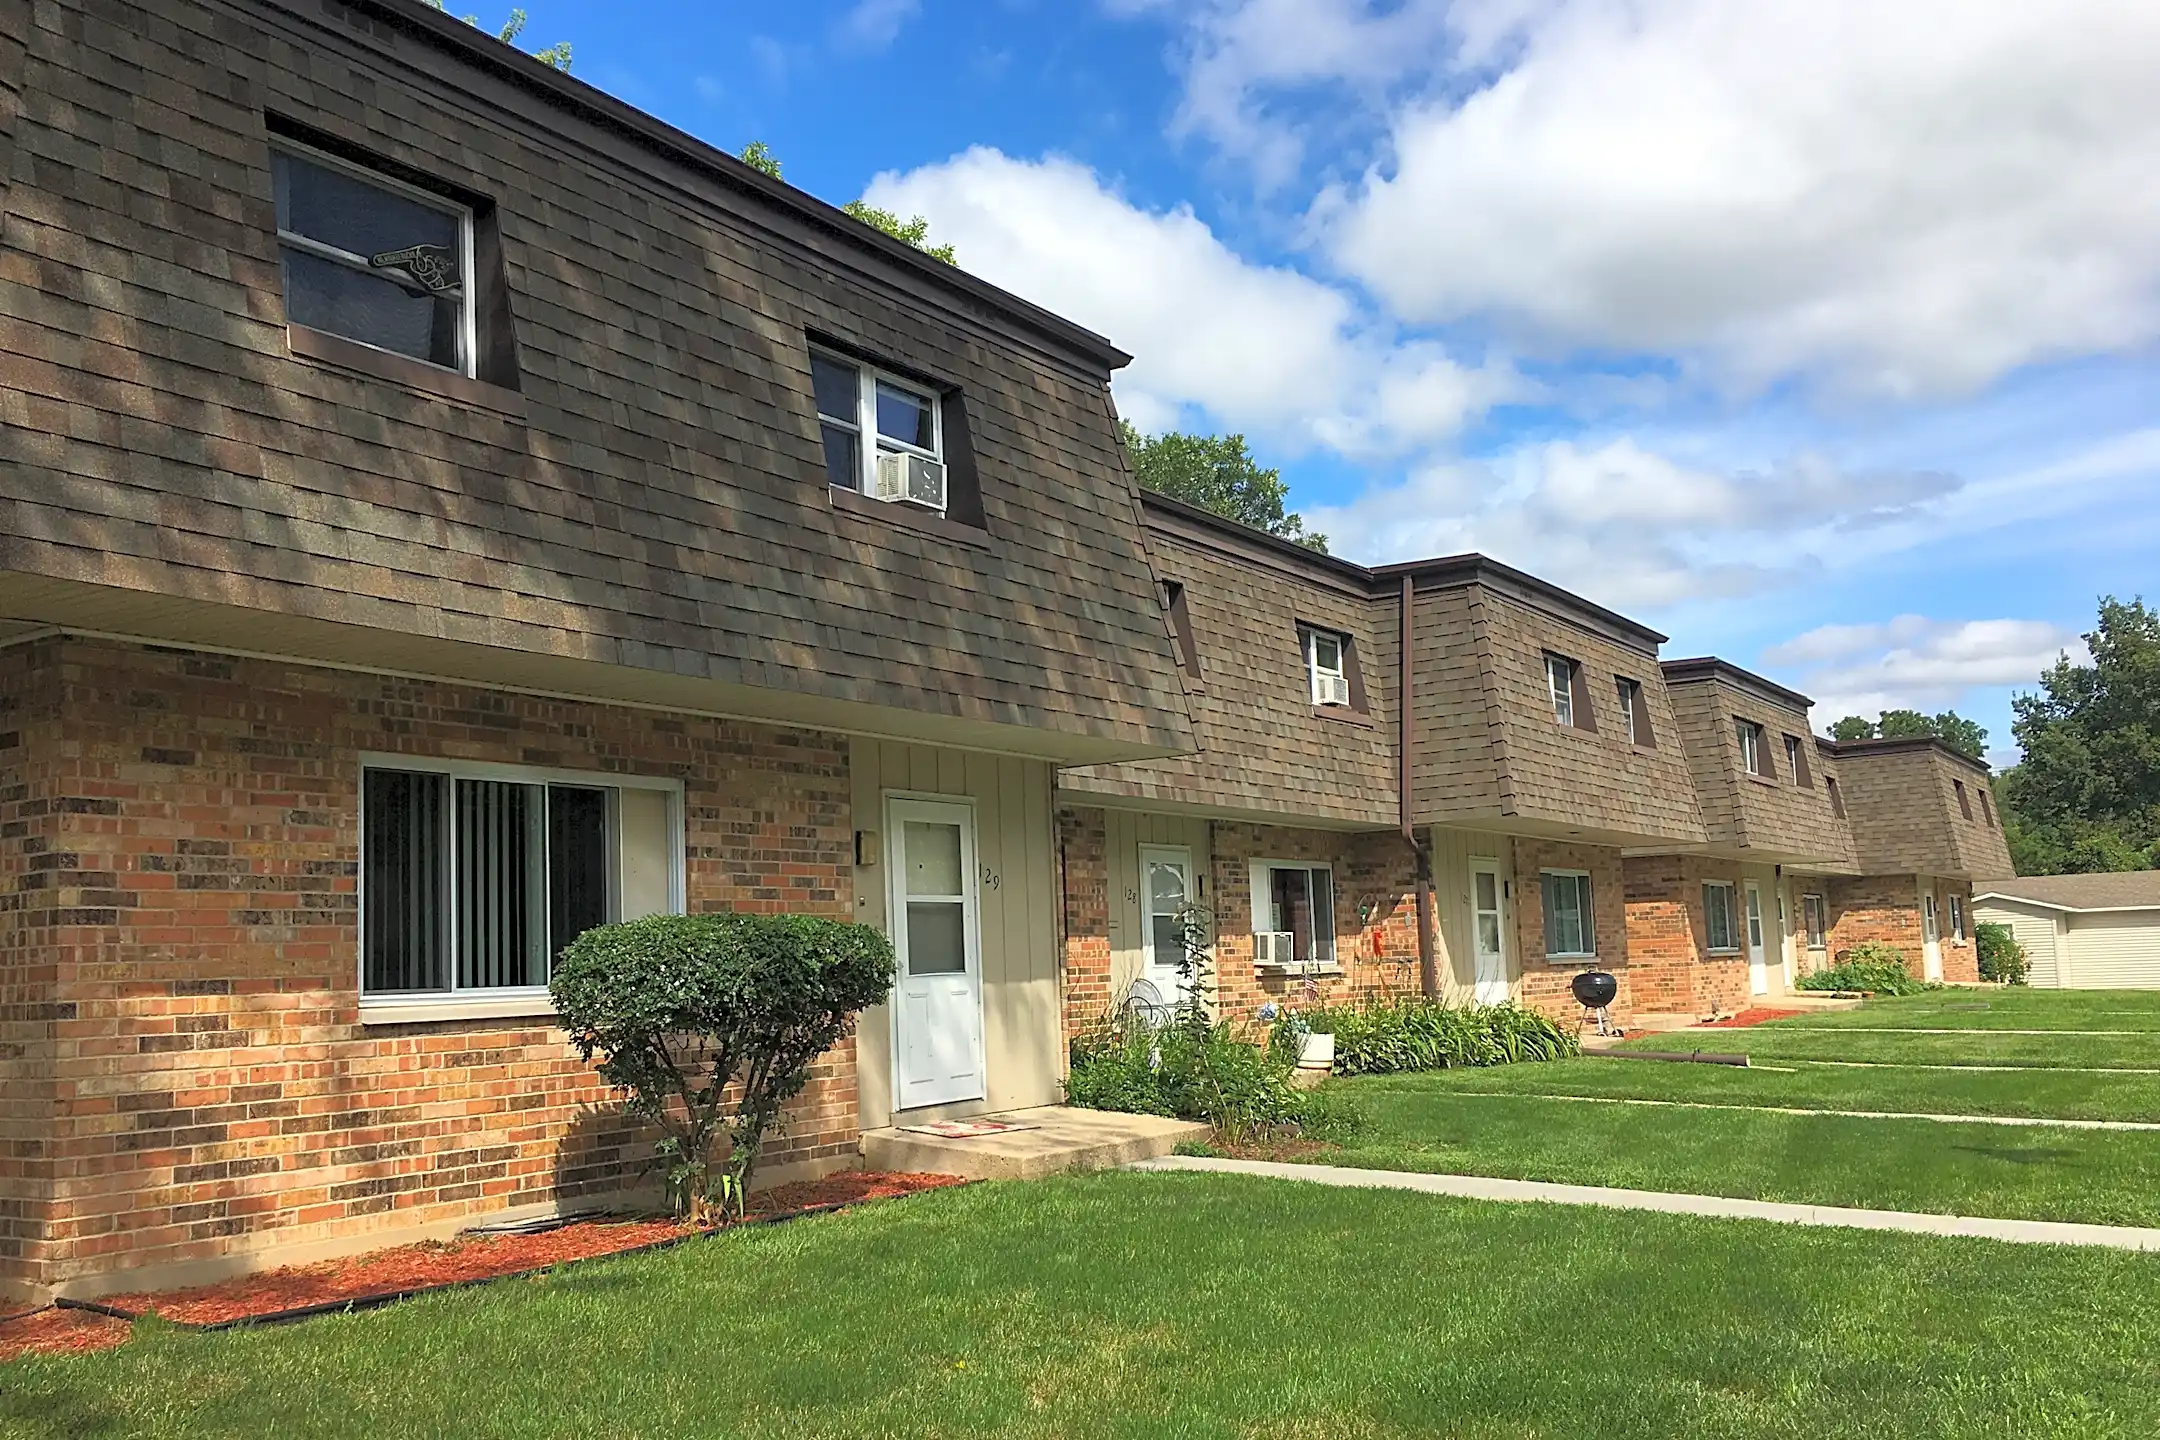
left=1435, top=1089, right=2160, bottom=1131
left=1130, top=1155, right=2160, bottom=1252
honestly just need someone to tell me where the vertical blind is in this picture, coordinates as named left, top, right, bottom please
left=364, top=768, right=628, bottom=995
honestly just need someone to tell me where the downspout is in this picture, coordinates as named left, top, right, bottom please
left=1401, top=573, right=1438, bottom=997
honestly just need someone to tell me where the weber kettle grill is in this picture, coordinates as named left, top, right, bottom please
left=1571, top=969, right=1620, bottom=1037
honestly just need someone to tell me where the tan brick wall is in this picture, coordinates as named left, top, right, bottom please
left=1057, top=806, right=1111, bottom=1043
left=1622, top=855, right=1752, bottom=1019
left=1513, top=841, right=1633, bottom=1021
left=5, top=637, right=859, bottom=1298
left=1203, top=824, right=1424, bottom=1026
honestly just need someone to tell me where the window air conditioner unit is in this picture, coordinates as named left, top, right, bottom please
left=1314, top=671, right=1351, bottom=707
left=873, top=450, right=947, bottom=511
left=1254, top=931, right=1297, bottom=966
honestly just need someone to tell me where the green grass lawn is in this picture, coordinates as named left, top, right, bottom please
left=8, top=1173, right=2160, bottom=1440
left=1315, top=1075, right=2160, bottom=1225
left=1762, top=991, right=2160, bottom=1032
left=1383, top=1053, right=2160, bottom=1123
left=1616, top=1026, right=2160, bottom=1070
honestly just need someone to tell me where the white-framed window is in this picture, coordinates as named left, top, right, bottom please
left=271, top=137, right=476, bottom=375
left=1949, top=894, right=1966, bottom=943
left=1547, top=656, right=1576, bottom=727
left=811, top=349, right=944, bottom=507
left=1702, top=881, right=1740, bottom=952
left=359, top=757, right=683, bottom=1005
left=1304, top=628, right=1351, bottom=707
left=1540, top=870, right=1595, bottom=958
left=1803, top=893, right=1827, bottom=949
left=1248, top=860, right=1336, bottom=966
left=1736, top=719, right=1771, bottom=777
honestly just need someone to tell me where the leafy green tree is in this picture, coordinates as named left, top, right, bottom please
left=1826, top=708, right=1987, bottom=760
left=739, top=141, right=783, bottom=180
left=735, top=144, right=956, bottom=263
left=426, top=3, right=570, bottom=69
left=1119, top=421, right=1328, bottom=553
left=1999, top=597, right=2160, bottom=875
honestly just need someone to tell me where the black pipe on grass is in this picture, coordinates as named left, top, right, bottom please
left=1586, top=1049, right=1751, bottom=1068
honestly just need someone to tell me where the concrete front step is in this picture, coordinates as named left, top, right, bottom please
left=861, top=1105, right=1209, bottom=1181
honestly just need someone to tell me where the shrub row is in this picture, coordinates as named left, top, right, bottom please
left=1794, top=941, right=1934, bottom=996
left=1064, top=1019, right=1367, bottom=1147
left=1280, top=999, right=1579, bottom=1078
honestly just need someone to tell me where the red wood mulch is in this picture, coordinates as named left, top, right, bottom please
left=1699, top=1008, right=1806, bottom=1028
left=0, top=1307, right=133, bottom=1362
left=45, top=1171, right=966, bottom=1338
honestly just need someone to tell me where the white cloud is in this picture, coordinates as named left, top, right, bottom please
left=839, top=0, right=921, bottom=51
left=861, top=147, right=1516, bottom=452
left=1762, top=616, right=2087, bottom=726
left=1151, top=0, right=2160, bottom=396
left=1304, top=437, right=1958, bottom=609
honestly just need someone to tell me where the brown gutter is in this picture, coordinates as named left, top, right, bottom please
left=1401, top=574, right=1437, bottom=997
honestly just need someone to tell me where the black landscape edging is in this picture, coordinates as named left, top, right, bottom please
left=54, top=1185, right=968, bottom=1332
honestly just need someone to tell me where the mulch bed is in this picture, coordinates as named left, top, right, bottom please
left=0, top=1307, right=133, bottom=1362
left=31, top=1170, right=965, bottom=1345
left=1699, top=1008, right=1807, bottom=1028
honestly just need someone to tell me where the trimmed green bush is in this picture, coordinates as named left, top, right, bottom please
left=1279, top=999, right=1579, bottom=1077
left=1796, top=940, right=1931, bottom=996
left=1976, top=921, right=2031, bottom=985
left=551, top=912, right=894, bottom=1221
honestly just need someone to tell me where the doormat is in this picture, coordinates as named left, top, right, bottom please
left=900, top=1119, right=1042, bottom=1139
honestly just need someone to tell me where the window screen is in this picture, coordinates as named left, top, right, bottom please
left=272, top=146, right=470, bottom=372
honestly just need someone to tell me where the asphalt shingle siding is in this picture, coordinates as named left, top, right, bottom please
left=1664, top=672, right=1857, bottom=866
left=0, top=0, right=1192, bottom=754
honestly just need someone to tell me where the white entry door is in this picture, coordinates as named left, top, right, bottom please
left=1471, top=859, right=1510, bottom=1005
left=888, top=798, right=984, bottom=1110
left=1922, top=886, right=1944, bottom=981
left=1745, top=882, right=1769, bottom=996
left=1139, top=845, right=1194, bottom=1007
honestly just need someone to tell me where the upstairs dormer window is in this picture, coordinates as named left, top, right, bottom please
left=1826, top=775, right=1847, bottom=819
left=1737, top=719, right=1773, bottom=777
left=1980, top=789, right=1997, bottom=828
left=1616, top=676, right=1654, bottom=747
left=1784, top=734, right=1814, bottom=787
left=1547, top=656, right=1576, bottom=726
left=1954, top=778, right=1974, bottom=820
left=812, top=349, right=947, bottom=513
left=1305, top=628, right=1350, bottom=707
left=272, top=139, right=474, bottom=375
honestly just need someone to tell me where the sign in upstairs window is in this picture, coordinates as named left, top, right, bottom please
left=272, top=141, right=475, bottom=374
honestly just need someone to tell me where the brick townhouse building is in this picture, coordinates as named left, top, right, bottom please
left=1816, top=736, right=2016, bottom=983
left=1058, top=492, right=1708, bottom=1033
left=1059, top=499, right=2020, bottom=1038
left=0, top=0, right=2021, bottom=1306
left=0, top=0, right=1198, bottom=1301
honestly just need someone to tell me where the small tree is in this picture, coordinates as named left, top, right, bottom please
left=1975, top=921, right=2030, bottom=985
left=551, top=912, right=894, bottom=1223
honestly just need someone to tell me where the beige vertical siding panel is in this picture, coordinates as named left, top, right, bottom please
left=1977, top=900, right=2064, bottom=988
left=2064, top=912, right=2160, bottom=989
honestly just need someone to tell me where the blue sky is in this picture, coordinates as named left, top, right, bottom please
left=530, top=0, right=2159, bottom=764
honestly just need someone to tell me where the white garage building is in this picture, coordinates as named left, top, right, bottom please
left=1974, top=873, right=2160, bottom=989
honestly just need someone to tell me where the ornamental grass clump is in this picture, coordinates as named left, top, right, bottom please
left=551, top=912, right=894, bottom=1224
left=1280, top=999, right=1579, bottom=1077
left=1796, top=941, right=1932, bottom=996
